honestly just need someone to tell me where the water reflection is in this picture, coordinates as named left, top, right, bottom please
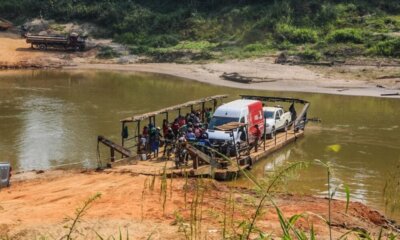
left=17, top=96, right=67, bottom=170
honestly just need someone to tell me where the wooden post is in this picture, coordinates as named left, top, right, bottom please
left=274, top=129, right=277, bottom=146
left=178, top=108, right=181, bottom=116
left=110, top=148, right=115, bottom=162
left=193, top=156, right=198, bottom=169
left=137, top=120, right=141, bottom=154
left=294, top=122, right=296, bottom=138
left=263, top=122, right=266, bottom=151
left=121, top=122, right=126, bottom=159
left=121, top=122, right=125, bottom=147
left=190, top=104, right=194, bottom=113
left=165, top=112, right=169, bottom=122
left=213, top=99, right=217, bottom=112
left=246, top=124, right=250, bottom=155
left=201, top=102, right=205, bottom=122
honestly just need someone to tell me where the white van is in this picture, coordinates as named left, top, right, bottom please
left=0, top=162, right=11, bottom=188
left=207, top=99, right=264, bottom=144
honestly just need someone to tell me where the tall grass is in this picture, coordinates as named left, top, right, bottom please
left=160, top=165, right=168, bottom=215
left=62, top=193, right=101, bottom=240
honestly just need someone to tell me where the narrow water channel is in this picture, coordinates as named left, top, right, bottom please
left=0, top=70, right=399, bottom=219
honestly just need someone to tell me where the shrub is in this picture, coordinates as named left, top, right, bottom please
left=275, top=24, right=318, bottom=44
left=274, top=41, right=295, bottom=50
left=116, top=33, right=179, bottom=48
left=129, top=45, right=150, bottom=55
left=115, top=32, right=140, bottom=45
left=172, top=41, right=217, bottom=51
left=97, top=46, right=121, bottom=59
left=326, top=28, right=364, bottom=43
left=369, top=38, right=400, bottom=57
left=145, top=34, right=180, bottom=48
left=323, top=43, right=365, bottom=57
left=243, top=43, right=270, bottom=52
left=297, top=48, right=321, bottom=61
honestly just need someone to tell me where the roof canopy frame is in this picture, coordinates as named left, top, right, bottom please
left=121, top=95, right=228, bottom=123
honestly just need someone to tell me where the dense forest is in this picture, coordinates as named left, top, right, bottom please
left=1, top=0, right=400, bottom=60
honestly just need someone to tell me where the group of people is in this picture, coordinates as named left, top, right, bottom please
left=137, top=108, right=213, bottom=161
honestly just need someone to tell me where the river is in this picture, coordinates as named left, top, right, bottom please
left=0, top=70, right=399, bottom=219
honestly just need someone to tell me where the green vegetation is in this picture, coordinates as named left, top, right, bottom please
left=327, top=28, right=365, bottom=44
left=369, top=38, right=400, bottom=57
left=276, top=24, right=318, bottom=44
left=96, top=46, right=121, bottom=59
left=1, top=0, right=400, bottom=61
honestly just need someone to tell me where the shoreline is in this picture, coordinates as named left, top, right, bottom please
left=65, top=61, right=400, bottom=99
left=1, top=168, right=397, bottom=239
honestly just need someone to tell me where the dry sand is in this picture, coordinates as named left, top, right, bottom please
left=0, top=169, right=396, bottom=239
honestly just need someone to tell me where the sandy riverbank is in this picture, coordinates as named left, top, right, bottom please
left=0, top=168, right=397, bottom=239
left=1, top=32, right=400, bottom=98
left=67, top=61, right=400, bottom=98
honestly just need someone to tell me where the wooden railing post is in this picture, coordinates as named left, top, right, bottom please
left=263, top=123, right=266, bottom=151
left=110, top=148, right=115, bottom=162
left=193, top=156, right=198, bottom=169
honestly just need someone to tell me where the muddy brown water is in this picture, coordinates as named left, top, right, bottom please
left=0, top=70, right=399, bottom=220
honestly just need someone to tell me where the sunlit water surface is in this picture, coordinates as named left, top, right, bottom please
left=0, top=70, right=399, bottom=219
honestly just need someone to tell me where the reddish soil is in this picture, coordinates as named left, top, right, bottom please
left=0, top=169, right=397, bottom=239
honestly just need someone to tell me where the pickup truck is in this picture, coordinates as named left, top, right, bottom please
left=0, top=162, right=11, bottom=188
left=263, top=107, right=292, bottom=138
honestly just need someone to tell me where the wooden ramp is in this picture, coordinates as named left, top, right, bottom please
left=186, top=144, right=211, bottom=165
left=97, top=136, right=132, bottom=161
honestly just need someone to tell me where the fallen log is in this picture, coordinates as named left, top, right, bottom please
left=220, top=72, right=252, bottom=84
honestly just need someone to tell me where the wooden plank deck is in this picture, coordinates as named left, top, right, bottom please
left=106, top=130, right=303, bottom=180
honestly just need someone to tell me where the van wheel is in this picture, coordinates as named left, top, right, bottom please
left=39, top=44, right=47, bottom=50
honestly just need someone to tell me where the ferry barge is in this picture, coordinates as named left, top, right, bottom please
left=97, top=95, right=310, bottom=180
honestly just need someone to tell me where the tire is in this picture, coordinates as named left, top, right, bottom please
left=38, top=44, right=47, bottom=50
left=268, top=126, right=275, bottom=139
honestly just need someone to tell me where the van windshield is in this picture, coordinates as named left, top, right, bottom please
left=264, top=111, right=274, bottom=119
left=208, top=116, right=239, bottom=130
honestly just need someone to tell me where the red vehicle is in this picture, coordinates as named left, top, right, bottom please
left=207, top=99, right=264, bottom=144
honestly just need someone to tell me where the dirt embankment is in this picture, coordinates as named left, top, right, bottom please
left=0, top=169, right=397, bottom=239
left=0, top=31, right=98, bottom=69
